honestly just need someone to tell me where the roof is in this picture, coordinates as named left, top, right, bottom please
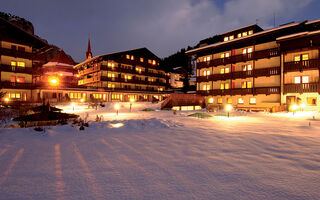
left=186, top=21, right=303, bottom=54
left=43, top=50, right=75, bottom=67
left=277, top=30, right=320, bottom=41
left=220, top=24, right=263, bottom=36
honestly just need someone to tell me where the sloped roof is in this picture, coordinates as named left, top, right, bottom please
left=48, top=50, right=75, bottom=65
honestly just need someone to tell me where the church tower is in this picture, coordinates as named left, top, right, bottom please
left=86, top=39, right=92, bottom=60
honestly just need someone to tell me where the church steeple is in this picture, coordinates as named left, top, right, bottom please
left=86, top=38, right=92, bottom=60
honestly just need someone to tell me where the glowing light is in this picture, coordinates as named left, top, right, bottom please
left=59, top=73, right=63, bottom=76
left=80, top=99, right=84, bottom=102
left=130, top=98, right=135, bottom=103
left=291, top=104, right=299, bottom=111
left=300, top=104, right=306, bottom=109
left=114, top=104, right=120, bottom=110
left=71, top=102, right=76, bottom=107
left=225, top=104, right=232, bottom=112
left=109, top=123, right=124, bottom=128
left=4, top=98, right=9, bottom=102
left=208, top=98, right=214, bottom=103
left=49, top=77, right=59, bottom=86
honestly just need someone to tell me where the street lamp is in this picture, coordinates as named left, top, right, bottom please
left=4, top=98, right=9, bottom=103
left=291, top=104, right=298, bottom=115
left=49, top=77, right=59, bottom=87
left=225, top=104, right=232, bottom=118
left=71, top=102, right=76, bottom=111
left=130, top=98, right=135, bottom=112
left=115, top=104, right=120, bottom=115
left=300, top=104, right=306, bottom=111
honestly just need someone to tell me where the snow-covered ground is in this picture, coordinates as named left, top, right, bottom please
left=1, top=102, right=320, bottom=200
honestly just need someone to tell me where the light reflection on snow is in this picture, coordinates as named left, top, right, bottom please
left=109, top=123, right=124, bottom=128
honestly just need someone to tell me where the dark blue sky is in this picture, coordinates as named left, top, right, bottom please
left=2, top=0, right=320, bottom=62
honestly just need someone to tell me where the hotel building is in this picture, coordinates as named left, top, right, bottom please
left=74, top=47, right=170, bottom=102
left=186, top=20, right=320, bottom=111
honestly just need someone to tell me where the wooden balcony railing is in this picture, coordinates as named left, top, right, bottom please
left=197, top=47, right=279, bottom=69
left=284, top=83, right=319, bottom=94
left=0, top=47, right=34, bottom=59
left=197, top=67, right=280, bottom=82
left=0, top=82, right=33, bottom=89
left=0, top=64, right=33, bottom=74
left=284, top=59, right=320, bottom=72
left=197, top=86, right=280, bottom=96
left=100, top=76, right=168, bottom=86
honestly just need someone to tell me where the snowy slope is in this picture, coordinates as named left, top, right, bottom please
left=0, top=102, right=320, bottom=200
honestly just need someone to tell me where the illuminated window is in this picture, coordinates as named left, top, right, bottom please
left=9, top=93, right=21, bottom=99
left=247, top=81, right=252, bottom=88
left=243, top=48, right=252, bottom=54
left=229, top=35, right=234, bottom=40
left=294, top=77, right=301, bottom=84
left=248, top=30, right=253, bottom=35
left=302, top=76, right=309, bottom=83
left=152, top=60, right=156, bottom=65
left=202, top=85, right=207, bottom=91
left=217, top=98, right=222, bottom=104
left=242, top=32, right=247, bottom=36
left=247, top=64, right=252, bottom=70
left=206, top=56, right=211, bottom=61
left=243, top=64, right=252, bottom=71
left=206, top=70, right=210, bottom=76
left=126, top=54, right=130, bottom=59
left=227, top=98, right=232, bottom=104
left=250, top=98, right=256, bottom=104
left=11, top=61, right=17, bottom=66
left=238, top=97, right=244, bottom=104
left=140, top=57, right=144, bottom=62
left=220, top=83, right=224, bottom=90
left=208, top=98, right=214, bottom=103
left=224, top=37, right=229, bottom=41
left=248, top=48, right=252, bottom=53
left=221, top=52, right=230, bottom=58
left=242, top=82, right=246, bottom=88
left=108, top=62, right=112, bottom=67
left=294, top=56, right=301, bottom=62
left=307, top=97, right=317, bottom=105
left=221, top=54, right=225, bottom=58
left=17, top=62, right=25, bottom=67
left=225, top=68, right=230, bottom=73
left=225, top=52, right=230, bottom=57
left=16, top=77, right=25, bottom=83
left=237, top=33, right=242, bottom=38
left=220, top=68, right=225, bottom=74
left=131, top=56, right=134, bottom=60
left=11, top=76, right=16, bottom=82
left=225, top=83, right=230, bottom=89
left=302, top=54, right=309, bottom=61
left=148, top=59, right=152, bottom=64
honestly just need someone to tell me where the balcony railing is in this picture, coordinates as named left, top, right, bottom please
left=0, top=47, right=34, bottom=59
left=100, top=76, right=168, bottom=86
left=0, top=82, right=33, bottom=89
left=284, top=59, right=320, bottom=72
left=284, top=83, right=319, bottom=94
left=197, top=48, right=280, bottom=69
left=197, top=87, right=280, bottom=96
left=197, top=67, right=280, bottom=82
left=0, top=64, right=33, bottom=74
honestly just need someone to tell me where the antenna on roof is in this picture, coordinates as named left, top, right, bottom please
left=273, top=12, right=276, bottom=28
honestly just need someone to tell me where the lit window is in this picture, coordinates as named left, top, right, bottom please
left=294, top=56, right=301, bottom=62
left=206, top=70, right=210, bottom=76
left=202, top=85, right=207, bottom=91
left=294, top=77, right=301, bottom=84
left=148, top=59, right=152, bottom=64
left=302, top=54, right=309, bottom=61
left=206, top=85, right=210, bottom=90
left=220, top=68, right=225, bottom=74
left=225, top=68, right=230, bottom=73
left=140, top=57, right=144, bottom=62
left=247, top=81, right=252, bottom=88
left=206, top=56, right=211, bottom=61
left=237, top=33, right=242, bottom=38
left=227, top=98, right=232, bottom=104
left=247, top=64, right=252, bottom=70
left=248, top=30, right=253, bottom=35
left=16, top=77, right=25, bottom=83
left=225, top=83, right=230, bottom=89
left=243, top=32, right=247, bottom=36
left=131, top=56, right=134, bottom=60
left=242, top=82, right=247, bottom=88
left=225, top=53, right=230, bottom=57
left=17, top=62, right=25, bottom=67
left=208, top=98, right=214, bottom=103
left=307, top=97, right=317, bottom=105
left=224, top=37, right=229, bottom=41
left=220, top=83, right=225, bottom=90
left=126, top=55, right=130, bottom=59
left=238, top=98, right=244, bottom=104
left=11, top=76, right=16, bottom=82
left=248, top=48, right=252, bottom=53
left=302, top=76, right=309, bottom=83
left=229, top=35, right=234, bottom=40
left=218, top=98, right=222, bottom=104
left=250, top=98, right=256, bottom=104
left=243, top=49, right=247, bottom=54
left=221, top=54, right=225, bottom=58
left=11, top=61, right=16, bottom=66
left=152, top=60, right=156, bottom=65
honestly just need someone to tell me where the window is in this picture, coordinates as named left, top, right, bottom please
left=131, top=56, right=134, bottom=60
left=225, top=83, right=230, bottom=89
left=243, top=48, right=252, bottom=54
left=294, top=55, right=301, bottom=62
left=11, top=76, right=16, bottom=82
left=126, top=55, right=130, bottom=59
left=242, top=32, right=248, bottom=37
left=108, top=84, right=115, bottom=88
left=229, top=35, right=234, bottom=40
left=208, top=98, right=214, bottom=103
left=294, top=76, right=301, bottom=84
left=302, top=54, right=309, bottom=61
left=295, top=54, right=309, bottom=62
left=247, top=81, right=252, bottom=88
left=238, top=98, right=244, bottom=104
left=70, top=93, right=82, bottom=99
left=140, top=57, right=144, bottom=62
left=242, top=81, right=252, bottom=88
left=295, top=76, right=309, bottom=84
left=248, top=30, right=253, bottom=35
left=237, top=33, right=242, bottom=38
left=11, top=61, right=17, bottom=66
left=220, top=83, right=224, bottom=90
left=220, top=68, right=225, bottom=74
left=204, top=56, right=211, bottom=62
left=152, top=60, right=156, bottom=65
left=302, top=76, right=309, bottom=83
left=227, top=98, right=232, bottom=104
left=9, top=93, right=21, bottom=99
left=217, top=98, right=222, bottom=104
left=221, top=52, right=230, bottom=58
left=224, top=37, right=229, bottom=41
left=148, top=59, right=152, bottom=64
left=307, top=97, right=317, bottom=105
left=220, top=68, right=229, bottom=74
left=203, top=70, right=210, bottom=76
left=250, top=98, right=256, bottom=104
left=17, top=62, right=25, bottom=67
left=202, top=85, right=210, bottom=91
left=16, top=77, right=25, bottom=83
left=243, top=64, right=252, bottom=71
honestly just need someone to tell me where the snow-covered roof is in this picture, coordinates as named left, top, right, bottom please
left=43, top=62, right=74, bottom=67
left=277, top=30, right=320, bottom=41
left=186, top=22, right=301, bottom=54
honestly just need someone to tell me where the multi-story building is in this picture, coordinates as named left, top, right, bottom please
left=74, top=47, right=170, bottom=102
left=186, top=20, right=320, bottom=111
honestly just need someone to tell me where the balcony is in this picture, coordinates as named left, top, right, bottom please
left=197, top=86, right=280, bottom=96
left=197, top=67, right=280, bottom=82
left=196, top=48, right=279, bottom=69
left=0, top=64, right=33, bottom=74
left=100, top=76, right=168, bottom=86
left=284, top=83, right=319, bottom=94
left=0, top=47, right=34, bottom=59
left=284, top=59, right=320, bottom=72
left=0, top=81, right=33, bottom=89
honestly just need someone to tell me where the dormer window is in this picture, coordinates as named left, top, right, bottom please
left=248, top=30, right=253, bottom=35
left=237, top=33, right=242, bottom=38
left=130, top=55, right=134, bottom=60
left=126, top=54, right=130, bottom=59
left=224, top=35, right=234, bottom=41
left=242, top=32, right=248, bottom=37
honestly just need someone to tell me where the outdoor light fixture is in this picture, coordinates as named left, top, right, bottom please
left=208, top=98, right=214, bottom=103
left=115, top=104, right=120, bottom=115
left=4, top=98, right=9, bottom=102
left=130, top=98, right=135, bottom=112
left=291, top=104, right=299, bottom=115
left=80, top=98, right=84, bottom=103
left=225, top=104, right=233, bottom=118
left=71, top=102, right=76, bottom=111
left=49, top=77, right=59, bottom=86
left=300, top=104, right=306, bottom=111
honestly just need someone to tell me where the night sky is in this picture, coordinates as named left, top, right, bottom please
left=1, top=0, right=320, bottom=62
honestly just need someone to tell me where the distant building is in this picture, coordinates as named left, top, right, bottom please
left=186, top=20, right=320, bottom=111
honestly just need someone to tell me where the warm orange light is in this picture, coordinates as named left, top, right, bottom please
left=4, top=98, right=9, bottom=102
left=80, top=98, right=84, bottom=102
left=225, top=104, right=233, bottom=112
left=130, top=98, right=135, bottom=103
left=49, top=77, right=59, bottom=86
left=114, top=104, right=120, bottom=110
left=59, top=73, right=63, bottom=76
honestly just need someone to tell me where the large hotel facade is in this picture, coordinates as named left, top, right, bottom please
left=187, top=20, right=320, bottom=111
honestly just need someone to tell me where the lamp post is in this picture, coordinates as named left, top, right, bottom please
left=225, top=104, right=232, bottom=118
left=130, top=98, right=135, bottom=112
left=291, top=104, right=298, bottom=115
left=115, top=104, right=120, bottom=116
left=71, top=102, right=76, bottom=111
left=300, top=104, right=306, bottom=111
